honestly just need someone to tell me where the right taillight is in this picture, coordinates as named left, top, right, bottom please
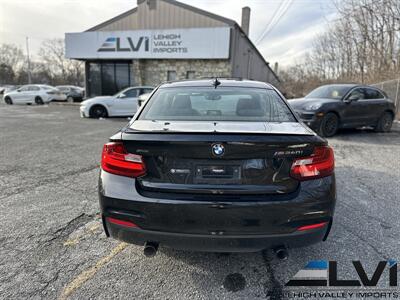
left=101, top=142, right=146, bottom=178
left=290, top=146, right=334, bottom=181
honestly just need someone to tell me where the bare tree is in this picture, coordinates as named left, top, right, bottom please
left=0, top=44, right=25, bottom=83
left=283, top=0, right=400, bottom=97
left=38, top=38, right=84, bottom=85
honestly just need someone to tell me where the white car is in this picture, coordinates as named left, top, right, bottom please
left=80, top=86, right=154, bottom=118
left=3, top=84, right=66, bottom=105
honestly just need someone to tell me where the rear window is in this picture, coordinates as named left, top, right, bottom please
left=138, top=87, right=296, bottom=122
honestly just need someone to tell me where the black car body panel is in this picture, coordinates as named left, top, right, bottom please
left=289, top=84, right=396, bottom=132
left=99, top=171, right=335, bottom=252
left=121, top=132, right=320, bottom=196
left=99, top=79, right=336, bottom=252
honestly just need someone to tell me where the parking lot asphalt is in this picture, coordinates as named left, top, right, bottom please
left=0, top=102, right=399, bottom=300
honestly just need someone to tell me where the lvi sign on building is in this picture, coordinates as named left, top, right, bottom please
left=65, top=27, right=230, bottom=59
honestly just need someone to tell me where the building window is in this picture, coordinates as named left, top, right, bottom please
left=87, top=63, right=101, bottom=97
left=167, top=70, right=177, bottom=81
left=87, top=61, right=132, bottom=97
left=186, top=71, right=195, bottom=79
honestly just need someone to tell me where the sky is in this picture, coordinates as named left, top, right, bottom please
left=0, top=0, right=338, bottom=68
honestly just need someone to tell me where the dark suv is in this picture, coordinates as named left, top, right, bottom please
left=289, top=84, right=395, bottom=137
left=99, top=79, right=336, bottom=256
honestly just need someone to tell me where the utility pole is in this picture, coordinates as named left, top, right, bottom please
left=26, top=37, right=32, bottom=84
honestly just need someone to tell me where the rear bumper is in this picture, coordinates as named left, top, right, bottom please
left=49, top=95, right=67, bottom=101
left=104, top=217, right=330, bottom=252
left=99, top=171, right=336, bottom=252
left=42, top=95, right=53, bottom=103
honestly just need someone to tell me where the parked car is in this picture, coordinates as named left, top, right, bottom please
left=99, top=79, right=336, bottom=256
left=80, top=86, right=154, bottom=118
left=289, top=84, right=395, bottom=137
left=56, top=85, right=85, bottom=102
left=3, top=84, right=66, bottom=105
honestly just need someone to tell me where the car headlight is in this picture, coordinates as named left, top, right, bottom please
left=304, top=103, right=322, bottom=111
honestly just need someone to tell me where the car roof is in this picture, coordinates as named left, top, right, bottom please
left=318, top=83, right=384, bottom=89
left=57, top=85, right=83, bottom=88
left=159, top=79, right=274, bottom=89
left=19, top=84, right=40, bottom=88
left=123, top=86, right=154, bottom=89
left=318, top=83, right=358, bottom=88
left=317, top=83, right=388, bottom=93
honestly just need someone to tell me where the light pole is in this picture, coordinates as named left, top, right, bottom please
left=26, top=37, right=32, bottom=84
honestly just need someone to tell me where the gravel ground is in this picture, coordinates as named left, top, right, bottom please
left=0, top=102, right=399, bottom=299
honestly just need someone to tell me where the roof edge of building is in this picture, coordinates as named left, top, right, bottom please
left=232, top=23, right=280, bottom=83
left=85, top=7, right=138, bottom=32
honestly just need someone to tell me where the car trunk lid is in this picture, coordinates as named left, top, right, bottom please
left=122, top=121, right=321, bottom=196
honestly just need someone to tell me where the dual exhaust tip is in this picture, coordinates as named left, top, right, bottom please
left=144, top=241, right=159, bottom=257
left=274, top=246, right=289, bottom=260
left=143, top=242, right=289, bottom=260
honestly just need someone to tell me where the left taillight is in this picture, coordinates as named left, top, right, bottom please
left=290, top=146, right=334, bottom=181
left=101, top=142, right=146, bottom=178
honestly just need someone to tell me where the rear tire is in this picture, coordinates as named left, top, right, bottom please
left=374, top=112, right=393, bottom=132
left=35, top=96, right=44, bottom=105
left=4, top=96, right=13, bottom=105
left=89, top=105, right=108, bottom=118
left=319, top=113, right=339, bottom=137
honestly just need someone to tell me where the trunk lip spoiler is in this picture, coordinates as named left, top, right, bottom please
left=125, top=121, right=316, bottom=136
left=119, top=132, right=326, bottom=145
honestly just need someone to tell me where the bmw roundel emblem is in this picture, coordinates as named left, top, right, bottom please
left=212, top=143, right=225, bottom=157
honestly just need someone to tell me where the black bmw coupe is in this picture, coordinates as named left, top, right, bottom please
left=98, top=79, right=336, bottom=256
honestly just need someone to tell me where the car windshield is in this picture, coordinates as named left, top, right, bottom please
left=305, top=85, right=352, bottom=99
left=138, top=87, right=296, bottom=122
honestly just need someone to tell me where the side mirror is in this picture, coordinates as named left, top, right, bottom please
left=17, top=89, right=21, bottom=92
left=118, top=93, right=126, bottom=99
